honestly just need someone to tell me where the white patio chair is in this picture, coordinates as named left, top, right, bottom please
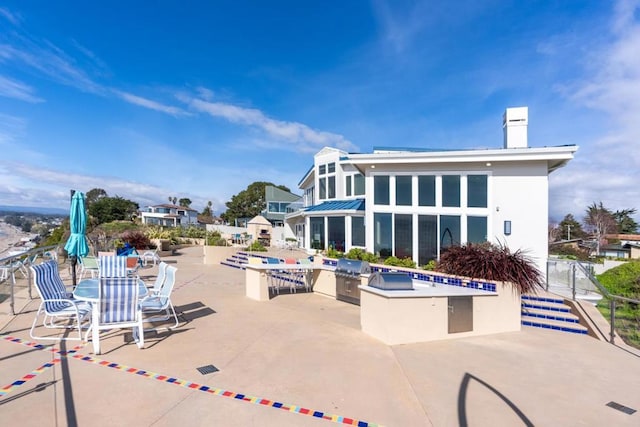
left=79, top=256, right=100, bottom=279
left=141, top=265, right=179, bottom=329
left=30, top=261, right=91, bottom=341
left=99, top=255, right=128, bottom=277
left=92, top=277, right=145, bottom=353
left=148, top=261, right=168, bottom=295
left=141, top=249, right=161, bottom=266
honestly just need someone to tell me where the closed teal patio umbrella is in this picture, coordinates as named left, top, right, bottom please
left=64, top=190, right=89, bottom=287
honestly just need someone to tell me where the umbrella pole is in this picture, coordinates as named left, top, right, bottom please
left=71, top=255, right=77, bottom=288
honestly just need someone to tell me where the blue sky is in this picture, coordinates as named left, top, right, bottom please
left=1, top=1, right=639, bottom=223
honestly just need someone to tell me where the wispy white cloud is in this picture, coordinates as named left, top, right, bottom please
left=114, top=90, right=189, bottom=117
left=371, top=0, right=425, bottom=53
left=0, top=161, right=210, bottom=211
left=180, top=93, right=358, bottom=152
left=0, top=7, right=21, bottom=26
left=0, top=41, right=104, bottom=95
left=0, top=74, right=44, bottom=103
left=549, top=0, right=640, bottom=220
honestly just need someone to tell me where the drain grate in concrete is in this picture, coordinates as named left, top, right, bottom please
left=606, top=401, right=636, bottom=415
left=197, top=364, right=219, bottom=375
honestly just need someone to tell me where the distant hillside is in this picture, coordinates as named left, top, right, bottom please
left=0, top=205, right=68, bottom=216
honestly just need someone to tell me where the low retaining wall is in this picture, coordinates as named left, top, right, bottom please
left=204, top=246, right=240, bottom=264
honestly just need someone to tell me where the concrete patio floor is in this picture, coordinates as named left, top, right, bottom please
left=1, top=246, right=639, bottom=426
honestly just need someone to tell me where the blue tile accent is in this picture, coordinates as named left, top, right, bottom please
left=521, top=312, right=579, bottom=323
left=521, top=302, right=571, bottom=312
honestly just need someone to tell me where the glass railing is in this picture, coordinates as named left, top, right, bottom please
left=0, top=245, right=60, bottom=315
left=546, top=259, right=640, bottom=347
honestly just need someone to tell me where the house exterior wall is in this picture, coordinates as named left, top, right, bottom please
left=491, top=162, right=549, bottom=274
left=286, top=110, right=577, bottom=278
left=140, top=204, right=199, bottom=227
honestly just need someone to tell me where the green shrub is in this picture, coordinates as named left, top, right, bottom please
left=326, top=246, right=344, bottom=259
left=206, top=230, right=228, bottom=246
left=436, top=242, right=543, bottom=294
left=344, top=248, right=379, bottom=263
left=246, top=241, right=267, bottom=252
left=183, top=226, right=206, bottom=239
left=144, top=226, right=173, bottom=240
left=422, top=260, right=437, bottom=271
left=100, top=221, right=139, bottom=234
left=383, top=256, right=416, bottom=269
left=42, top=225, right=65, bottom=247
left=596, top=260, right=640, bottom=299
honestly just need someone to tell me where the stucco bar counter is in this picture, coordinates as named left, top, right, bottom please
left=359, top=281, right=522, bottom=345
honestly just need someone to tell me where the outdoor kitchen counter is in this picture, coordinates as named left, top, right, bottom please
left=359, top=281, right=521, bottom=345
left=245, top=263, right=322, bottom=301
left=359, top=283, right=496, bottom=298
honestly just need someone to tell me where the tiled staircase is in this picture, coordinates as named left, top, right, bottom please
left=521, top=294, right=588, bottom=335
left=220, top=251, right=250, bottom=270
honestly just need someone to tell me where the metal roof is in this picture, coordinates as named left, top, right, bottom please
left=304, top=199, right=365, bottom=212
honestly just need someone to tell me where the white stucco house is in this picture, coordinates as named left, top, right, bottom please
left=139, top=203, right=199, bottom=227
left=284, top=107, right=578, bottom=275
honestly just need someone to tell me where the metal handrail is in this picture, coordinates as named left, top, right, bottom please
left=0, top=244, right=61, bottom=315
left=572, top=261, right=640, bottom=345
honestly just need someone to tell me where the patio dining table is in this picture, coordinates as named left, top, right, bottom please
left=73, top=278, right=148, bottom=354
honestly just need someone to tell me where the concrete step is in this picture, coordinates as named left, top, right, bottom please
left=521, top=299, right=571, bottom=313
left=522, top=294, right=565, bottom=304
left=521, top=307, right=580, bottom=323
left=221, top=260, right=245, bottom=270
left=522, top=317, right=588, bottom=334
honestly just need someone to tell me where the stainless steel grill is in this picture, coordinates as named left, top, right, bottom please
left=368, top=272, right=414, bottom=291
left=335, top=258, right=371, bottom=305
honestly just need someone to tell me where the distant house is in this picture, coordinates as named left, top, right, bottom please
left=262, top=185, right=302, bottom=227
left=602, top=234, right=640, bottom=259
left=139, top=204, right=199, bottom=227
left=284, top=107, right=578, bottom=275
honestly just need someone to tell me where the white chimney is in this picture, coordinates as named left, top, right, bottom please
left=503, top=106, right=528, bottom=148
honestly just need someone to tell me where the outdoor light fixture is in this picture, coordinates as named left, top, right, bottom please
left=504, top=220, right=512, bottom=235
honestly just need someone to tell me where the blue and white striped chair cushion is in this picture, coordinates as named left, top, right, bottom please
left=99, top=256, right=128, bottom=278
left=99, top=277, right=139, bottom=324
left=32, top=261, right=75, bottom=312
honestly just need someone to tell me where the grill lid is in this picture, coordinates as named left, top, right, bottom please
left=335, top=258, right=371, bottom=276
left=368, top=272, right=414, bottom=291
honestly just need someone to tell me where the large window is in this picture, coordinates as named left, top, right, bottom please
left=310, top=217, right=325, bottom=250
left=418, top=175, right=435, bottom=206
left=354, top=174, right=365, bottom=195
left=467, top=216, right=487, bottom=243
left=374, top=176, right=390, bottom=205
left=418, top=215, right=437, bottom=265
left=328, top=176, right=336, bottom=199
left=467, top=175, right=488, bottom=208
left=442, top=175, right=460, bottom=207
left=268, top=202, right=289, bottom=213
left=319, top=177, right=326, bottom=199
left=352, top=217, right=365, bottom=246
left=396, top=176, right=412, bottom=206
left=327, top=216, right=345, bottom=252
left=374, top=213, right=392, bottom=258
left=346, top=176, right=352, bottom=196
left=394, top=214, right=413, bottom=259
left=440, top=215, right=461, bottom=249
